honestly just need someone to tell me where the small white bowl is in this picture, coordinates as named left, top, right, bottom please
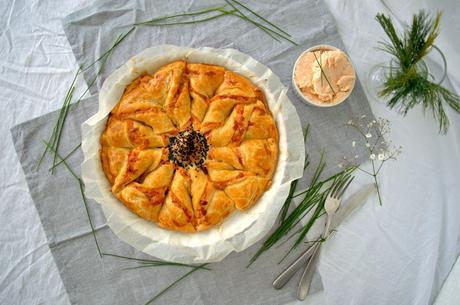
left=292, top=44, right=356, bottom=108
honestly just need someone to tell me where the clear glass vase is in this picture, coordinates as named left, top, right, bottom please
left=365, top=45, right=447, bottom=103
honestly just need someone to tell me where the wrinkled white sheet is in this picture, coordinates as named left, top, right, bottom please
left=0, top=1, right=459, bottom=305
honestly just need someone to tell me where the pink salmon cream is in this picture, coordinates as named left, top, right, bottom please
left=294, top=49, right=355, bottom=105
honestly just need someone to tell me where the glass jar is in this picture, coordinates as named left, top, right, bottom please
left=365, top=45, right=447, bottom=103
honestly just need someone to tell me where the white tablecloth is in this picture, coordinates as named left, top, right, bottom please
left=1, top=1, right=459, bottom=304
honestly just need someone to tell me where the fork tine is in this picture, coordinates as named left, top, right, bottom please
left=336, top=176, right=354, bottom=199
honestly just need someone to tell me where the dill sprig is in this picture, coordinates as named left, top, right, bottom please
left=376, top=11, right=460, bottom=134
left=248, top=128, right=356, bottom=266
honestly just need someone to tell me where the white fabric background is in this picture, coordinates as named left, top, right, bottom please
left=0, top=1, right=459, bottom=305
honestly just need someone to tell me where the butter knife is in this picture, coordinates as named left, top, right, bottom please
left=272, top=183, right=375, bottom=289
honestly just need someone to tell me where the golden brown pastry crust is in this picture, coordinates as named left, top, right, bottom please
left=100, top=60, right=279, bottom=232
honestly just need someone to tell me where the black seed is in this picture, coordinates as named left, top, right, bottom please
left=167, top=127, right=208, bottom=169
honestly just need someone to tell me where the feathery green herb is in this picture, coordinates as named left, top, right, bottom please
left=376, top=11, right=460, bottom=134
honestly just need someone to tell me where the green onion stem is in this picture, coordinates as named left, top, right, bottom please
left=248, top=163, right=355, bottom=266
left=229, top=0, right=291, bottom=37
left=50, top=81, right=77, bottom=174
left=123, top=264, right=211, bottom=271
left=102, top=252, right=210, bottom=270
left=224, top=1, right=282, bottom=43
left=81, top=26, right=135, bottom=73
left=134, top=6, right=227, bottom=26
left=49, top=143, right=81, bottom=172
left=38, top=27, right=135, bottom=172
left=222, top=1, right=297, bottom=45
left=143, top=264, right=209, bottom=305
left=37, top=69, right=79, bottom=170
left=313, top=51, right=336, bottom=95
left=42, top=140, right=102, bottom=258
left=76, top=27, right=135, bottom=106
left=279, top=126, right=310, bottom=223
left=139, top=11, right=233, bottom=27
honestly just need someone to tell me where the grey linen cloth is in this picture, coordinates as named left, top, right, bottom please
left=11, top=96, right=323, bottom=305
left=62, top=0, right=375, bottom=188
left=10, top=0, right=377, bottom=304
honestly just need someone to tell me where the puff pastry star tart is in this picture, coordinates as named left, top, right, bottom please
left=100, top=60, right=278, bottom=232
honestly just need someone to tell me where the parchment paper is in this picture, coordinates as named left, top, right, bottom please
left=81, top=45, right=305, bottom=263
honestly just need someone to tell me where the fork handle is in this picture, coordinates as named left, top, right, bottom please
left=296, top=219, right=332, bottom=300
left=297, top=243, right=321, bottom=300
left=272, top=244, right=315, bottom=289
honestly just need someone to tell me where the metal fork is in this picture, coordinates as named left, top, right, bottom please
left=297, top=175, right=354, bottom=300
left=272, top=242, right=316, bottom=289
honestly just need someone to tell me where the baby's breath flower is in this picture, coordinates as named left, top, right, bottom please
left=346, top=114, right=402, bottom=206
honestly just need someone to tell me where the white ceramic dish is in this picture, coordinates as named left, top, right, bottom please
left=81, top=45, right=305, bottom=264
left=292, top=44, right=356, bottom=108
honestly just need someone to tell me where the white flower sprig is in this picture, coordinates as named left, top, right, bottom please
left=342, top=116, right=402, bottom=205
